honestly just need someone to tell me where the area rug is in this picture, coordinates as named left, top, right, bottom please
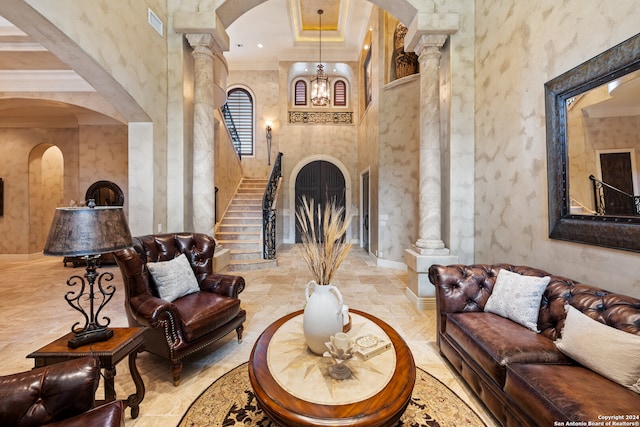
left=179, top=362, right=486, bottom=427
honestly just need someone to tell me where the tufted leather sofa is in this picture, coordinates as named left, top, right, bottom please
left=0, top=356, right=124, bottom=426
left=428, top=263, right=640, bottom=427
left=114, top=233, right=246, bottom=386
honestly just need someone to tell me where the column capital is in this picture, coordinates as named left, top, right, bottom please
left=186, top=34, right=219, bottom=57
left=174, top=10, right=229, bottom=52
left=414, top=35, right=448, bottom=59
left=405, top=12, right=459, bottom=54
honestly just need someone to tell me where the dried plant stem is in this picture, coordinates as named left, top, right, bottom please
left=296, top=196, right=352, bottom=285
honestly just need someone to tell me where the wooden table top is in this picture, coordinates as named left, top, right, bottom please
left=248, top=309, right=416, bottom=427
left=27, top=327, right=145, bottom=360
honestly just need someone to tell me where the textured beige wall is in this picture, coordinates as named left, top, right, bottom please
left=0, top=125, right=128, bottom=255
left=357, top=8, right=381, bottom=258
left=474, top=0, right=640, bottom=297
left=214, top=115, right=243, bottom=222
left=228, top=67, right=360, bottom=244
left=78, top=125, right=128, bottom=211
left=25, top=0, right=169, bottom=231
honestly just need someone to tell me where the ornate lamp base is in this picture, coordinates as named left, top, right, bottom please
left=68, top=327, right=114, bottom=349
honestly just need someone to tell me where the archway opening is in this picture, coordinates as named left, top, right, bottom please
left=29, top=144, right=63, bottom=253
left=294, top=160, right=346, bottom=243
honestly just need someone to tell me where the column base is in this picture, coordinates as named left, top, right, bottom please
left=404, top=248, right=458, bottom=310
left=213, top=247, right=230, bottom=272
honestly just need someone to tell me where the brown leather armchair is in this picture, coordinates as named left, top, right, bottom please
left=113, top=232, right=246, bottom=385
left=0, top=356, right=124, bottom=427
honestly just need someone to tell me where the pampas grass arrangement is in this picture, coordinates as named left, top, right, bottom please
left=296, top=196, right=352, bottom=286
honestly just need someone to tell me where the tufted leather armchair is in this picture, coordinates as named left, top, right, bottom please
left=113, top=233, right=246, bottom=386
left=0, top=356, right=124, bottom=427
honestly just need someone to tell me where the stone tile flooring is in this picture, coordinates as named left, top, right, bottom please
left=0, top=245, right=498, bottom=426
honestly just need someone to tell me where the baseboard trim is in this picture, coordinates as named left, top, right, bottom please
left=405, top=287, right=436, bottom=310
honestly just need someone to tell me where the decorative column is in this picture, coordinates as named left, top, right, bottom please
left=186, top=34, right=217, bottom=236
left=404, top=30, right=458, bottom=310
left=414, top=35, right=448, bottom=255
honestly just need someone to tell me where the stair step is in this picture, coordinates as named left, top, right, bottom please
left=227, top=205, right=262, bottom=216
left=230, top=249, right=263, bottom=260
left=225, top=258, right=277, bottom=272
left=218, top=240, right=261, bottom=250
left=216, top=177, right=274, bottom=272
left=216, top=231, right=260, bottom=240
left=220, top=217, right=262, bottom=225
left=218, top=224, right=262, bottom=233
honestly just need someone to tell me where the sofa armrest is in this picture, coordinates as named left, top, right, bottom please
left=428, top=264, right=497, bottom=315
left=44, top=400, right=125, bottom=427
left=129, top=294, right=180, bottom=326
left=200, top=274, right=246, bottom=298
left=0, top=356, right=100, bottom=427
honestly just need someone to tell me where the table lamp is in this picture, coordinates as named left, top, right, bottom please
left=43, top=199, right=133, bottom=348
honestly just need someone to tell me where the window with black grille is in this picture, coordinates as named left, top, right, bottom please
left=226, top=88, right=254, bottom=156
left=333, top=80, right=346, bottom=106
left=294, top=80, right=307, bottom=106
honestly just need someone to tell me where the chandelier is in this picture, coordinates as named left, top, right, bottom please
left=310, top=9, right=330, bottom=106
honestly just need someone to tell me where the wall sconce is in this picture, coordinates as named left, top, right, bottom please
left=266, top=121, right=273, bottom=165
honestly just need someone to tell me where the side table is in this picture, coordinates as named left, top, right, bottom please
left=27, top=327, right=146, bottom=419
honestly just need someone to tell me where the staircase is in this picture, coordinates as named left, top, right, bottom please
left=216, top=178, right=277, bottom=271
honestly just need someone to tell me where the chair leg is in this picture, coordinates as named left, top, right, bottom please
left=236, top=325, right=244, bottom=343
left=171, top=359, right=182, bottom=386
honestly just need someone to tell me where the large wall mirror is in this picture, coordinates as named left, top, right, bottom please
left=546, top=32, right=640, bottom=252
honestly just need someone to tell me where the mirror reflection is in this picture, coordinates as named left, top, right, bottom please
left=85, top=180, right=124, bottom=206
left=567, top=69, right=640, bottom=217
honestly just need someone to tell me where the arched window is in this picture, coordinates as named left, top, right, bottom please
left=294, top=80, right=307, bottom=106
left=333, top=80, right=347, bottom=106
left=226, top=87, right=254, bottom=156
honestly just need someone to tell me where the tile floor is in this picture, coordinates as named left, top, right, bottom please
left=0, top=245, right=498, bottom=426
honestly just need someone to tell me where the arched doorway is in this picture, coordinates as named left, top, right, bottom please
left=29, top=144, right=63, bottom=253
left=294, top=160, right=346, bottom=243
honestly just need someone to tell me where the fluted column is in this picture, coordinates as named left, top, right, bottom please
left=414, top=34, right=449, bottom=255
left=187, top=34, right=217, bottom=236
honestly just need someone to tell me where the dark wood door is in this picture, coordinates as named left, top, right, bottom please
left=362, top=172, right=369, bottom=252
left=600, top=152, right=634, bottom=215
left=295, top=161, right=346, bottom=243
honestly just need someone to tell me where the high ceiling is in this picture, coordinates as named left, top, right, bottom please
left=0, top=0, right=372, bottom=127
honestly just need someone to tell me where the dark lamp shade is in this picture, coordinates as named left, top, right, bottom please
left=43, top=206, right=133, bottom=256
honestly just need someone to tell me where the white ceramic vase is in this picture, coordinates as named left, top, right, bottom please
left=303, top=281, right=344, bottom=355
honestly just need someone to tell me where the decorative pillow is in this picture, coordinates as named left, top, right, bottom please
left=147, top=254, right=200, bottom=302
left=555, top=305, right=640, bottom=394
left=484, top=269, right=550, bottom=332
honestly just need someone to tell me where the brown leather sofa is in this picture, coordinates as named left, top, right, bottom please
left=0, top=356, right=124, bottom=427
left=114, top=232, right=246, bottom=385
left=428, top=263, right=640, bottom=426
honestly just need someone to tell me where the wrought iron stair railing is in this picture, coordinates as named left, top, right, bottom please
left=263, top=152, right=283, bottom=259
left=589, top=174, right=640, bottom=215
left=221, top=103, right=242, bottom=159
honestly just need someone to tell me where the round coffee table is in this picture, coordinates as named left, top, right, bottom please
left=248, top=309, right=416, bottom=427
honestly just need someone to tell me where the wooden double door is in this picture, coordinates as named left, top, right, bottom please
left=295, top=160, right=346, bottom=243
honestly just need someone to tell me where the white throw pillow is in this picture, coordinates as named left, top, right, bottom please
left=147, top=254, right=200, bottom=302
left=484, top=269, right=550, bottom=332
left=555, top=305, right=640, bottom=394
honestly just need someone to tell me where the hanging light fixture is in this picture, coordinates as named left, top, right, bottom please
left=310, top=9, right=330, bottom=106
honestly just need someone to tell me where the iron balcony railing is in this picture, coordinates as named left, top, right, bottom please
left=589, top=174, right=640, bottom=215
left=263, top=152, right=283, bottom=259
left=221, top=103, right=242, bottom=159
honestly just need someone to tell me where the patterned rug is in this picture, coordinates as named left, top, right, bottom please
left=179, top=362, right=486, bottom=427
